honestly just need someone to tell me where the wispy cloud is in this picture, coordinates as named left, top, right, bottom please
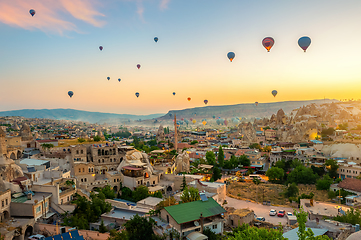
left=136, top=0, right=145, bottom=21
left=0, top=0, right=105, bottom=34
left=159, top=0, right=170, bottom=10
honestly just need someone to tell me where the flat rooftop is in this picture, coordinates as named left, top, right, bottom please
left=12, top=192, right=52, bottom=204
left=102, top=208, right=147, bottom=220
left=20, top=158, right=50, bottom=166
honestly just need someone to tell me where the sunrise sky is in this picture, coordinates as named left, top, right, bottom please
left=1, top=0, right=361, bottom=114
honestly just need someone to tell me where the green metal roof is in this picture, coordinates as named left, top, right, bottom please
left=11, top=196, right=28, bottom=203
left=164, top=198, right=226, bottom=224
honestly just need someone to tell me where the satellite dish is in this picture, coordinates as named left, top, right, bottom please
left=194, top=221, right=199, bottom=226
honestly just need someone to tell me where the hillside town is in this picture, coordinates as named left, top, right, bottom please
left=1, top=101, right=361, bottom=239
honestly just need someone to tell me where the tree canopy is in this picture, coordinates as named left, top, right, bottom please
left=266, top=167, right=284, bottom=183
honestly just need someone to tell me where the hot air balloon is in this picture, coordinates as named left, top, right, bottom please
left=298, top=36, right=311, bottom=52
left=29, top=9, right=36, bottom=17
left=154, top=37, right=158, bottom=42
left=204, top=100, right=208, bottom=105
left=137, top=64, right=141, bottom=69
left=173, top=92, right=176, bottom=96
left=187, top=97, right=191, bottom=101
left=190, top=118, right=193, bottom=121
left=68, top=91, right=73, bottom=98
left=118, top=78, right=121, bottom=82
left=272, top=90, right=278, bottom=97
left=192, top=119, right=196, bottom=124
left=227, top=52, right=235, bottom=62
left=107, top=77, right=110, bottom=81
left=262, top=37, right=275, bottom=52
left=99, top=46, right=103, bottom=51
left=135, top=92, right=139, bottom=98
left=181, top=118, right=184, bottom=121
left=212, top=115, right=216, bottom=119
left=255, top=102, right=259, bottom=106
left=224, top=119, right=228, bottom=126
left=202, top=121, right=207, bottom=126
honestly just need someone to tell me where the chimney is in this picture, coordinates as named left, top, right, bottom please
left=27, top=193, right=32, bottom=200
left=200, top=213, right=204, bottom=233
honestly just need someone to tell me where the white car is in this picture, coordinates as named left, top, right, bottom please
left=28, top=235, right=45, bottom=240
left=269, top=209, right=277, bottom=216
left=287, top=212, right=293, bottom=216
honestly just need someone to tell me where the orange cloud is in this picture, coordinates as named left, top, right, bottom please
left=160, top=0, right=170, bottom=10
left=0, top=0, right=105, bottom=34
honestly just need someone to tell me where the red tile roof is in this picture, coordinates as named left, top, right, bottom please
left=337, top=178, right=361, bottom=193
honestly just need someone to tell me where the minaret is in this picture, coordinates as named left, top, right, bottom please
left=0, top=128, right=7, bottom=157
left=174, top=114, right=178, bottom=151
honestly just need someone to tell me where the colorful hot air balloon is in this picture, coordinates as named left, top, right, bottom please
left=118, top=78, right=121, bottom=82
left=298, top=36, right=311, bottom=52
left=68, top=91, right=73, bottom=98
left=262, top=37, right=275, bottom=52
left=29, top=9, right=36, bottom=17
left=202, top=121, right=207, bottom=126
left=99, top=46, right=103, bottom=51
left=154, top=37, right=158, bottom=42
left=212, top=115, right=216, bottom=119
left=137, top=64, right=141, bottom=69
left=190, top=118, right=193, bottom=121
left=192, top=119, right=196, bottom=124
left=224, top=119, right=228, bottom=126
left=227, top=52, right=235, bottom=62
left=187, top=97, right=191, bottom=101
left=272, top=90, right=278, bottom=97
left=255, top=102, right=259, bottom=106
left=181, top=118, right=184, bottom=121
left=135, top=92, right=140, bottom=98
left=107, top=77, right=110, bottom=81
left=204, top=100, right=208, bottom=105
left=173, top=92, right=176, bottom=96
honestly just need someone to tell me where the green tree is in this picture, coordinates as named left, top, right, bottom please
left=132, top=185, right=150, bottom=202
left=287, top=165, right=318, bottom=184
left=96, top=185, right=116, bottom=199
left=41, top=143, right=54, bottom=151
left=249, top=143, right=262, bottom=150
left=227, top=223, right=285, bottom=240
left=334, top=207, right=361, bottom=225
left=284, top=183, right=299, bottom=198
left=218, top=145, right=224, bottom=167
left=316, top=175, right=333, bottom=190
left=180, top=186, right=200, bottom=203
left=93, top=135, right=101, bottom=142
left=156, top=196, right=177, bottom=210
left=190, top=140, right=198, bottom=145
left=266, top=167, right=284, bottom=183
left=120, top=187, right=133, bottom=201
left=150, top=191, right=163, bottom=199
left=239, top=155, right=250, bottom=167
left=99, top=220, right=107, bottom=233
left=295, top=207, right=331, bottom=240
left=180, top=175, right=187, bottom=191
left=77, top=138, right=86, bottom=143
left=212, top=164, right=222, bottom=182
left=324, top=159, right=339, bottom=179
left=206, top=151, right=216, bottom=165
left=108, top=214, right=161, bottom=240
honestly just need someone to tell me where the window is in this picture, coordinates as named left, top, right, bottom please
left=1, top=200, right=3, bottom=208
left=67, top=196, right=69, bottom=201
left=78, top=168, right=81, bottom=173
left=81, top=150, right=83, bottom=154
left=110, top=159, right=112, bottom=162
left=114, top=179, right=116, bottom=182
left=213, top=224, right=217, bottom=229
left=5, top=199, right=8, bottom=205
left=45, top=202, right=48, bottom=208
left=36, top=206, right=41, bottom=213
left=83, top=168, right=85, bottom=172
left=84, top=178, right=87, bottom=182
left=102, top=159, right=104, bottom=163
left=76, top=150, right=79, bottom=154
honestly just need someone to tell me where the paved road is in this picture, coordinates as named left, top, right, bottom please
left=225, top=196, right=295, bottom=225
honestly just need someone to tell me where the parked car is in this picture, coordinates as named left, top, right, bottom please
left=287, top=212, right=293, bottom=217
left=277, top=210, right=285, bottom=217
left=28, top=234, right=45, bottom=240
left=269, top=209, right=277, bottom=216
left=256, top=217, right=265, bottom=221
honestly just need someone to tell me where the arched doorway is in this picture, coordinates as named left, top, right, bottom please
left=10, top=152, right=16, bottom=160
left=167, top=186, right=172, bottom=192
left=3, top=210, right=10, bottom=220
left=24, top=225, right=33, bottom=238
left=167, top=168, right=171, bottom=174
left=17, top=151, right=22, bottom=159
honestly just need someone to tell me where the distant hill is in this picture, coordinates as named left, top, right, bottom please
left=158, top=99, right=337, bottom=120
left=0, top=109, right=164, bottom=123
